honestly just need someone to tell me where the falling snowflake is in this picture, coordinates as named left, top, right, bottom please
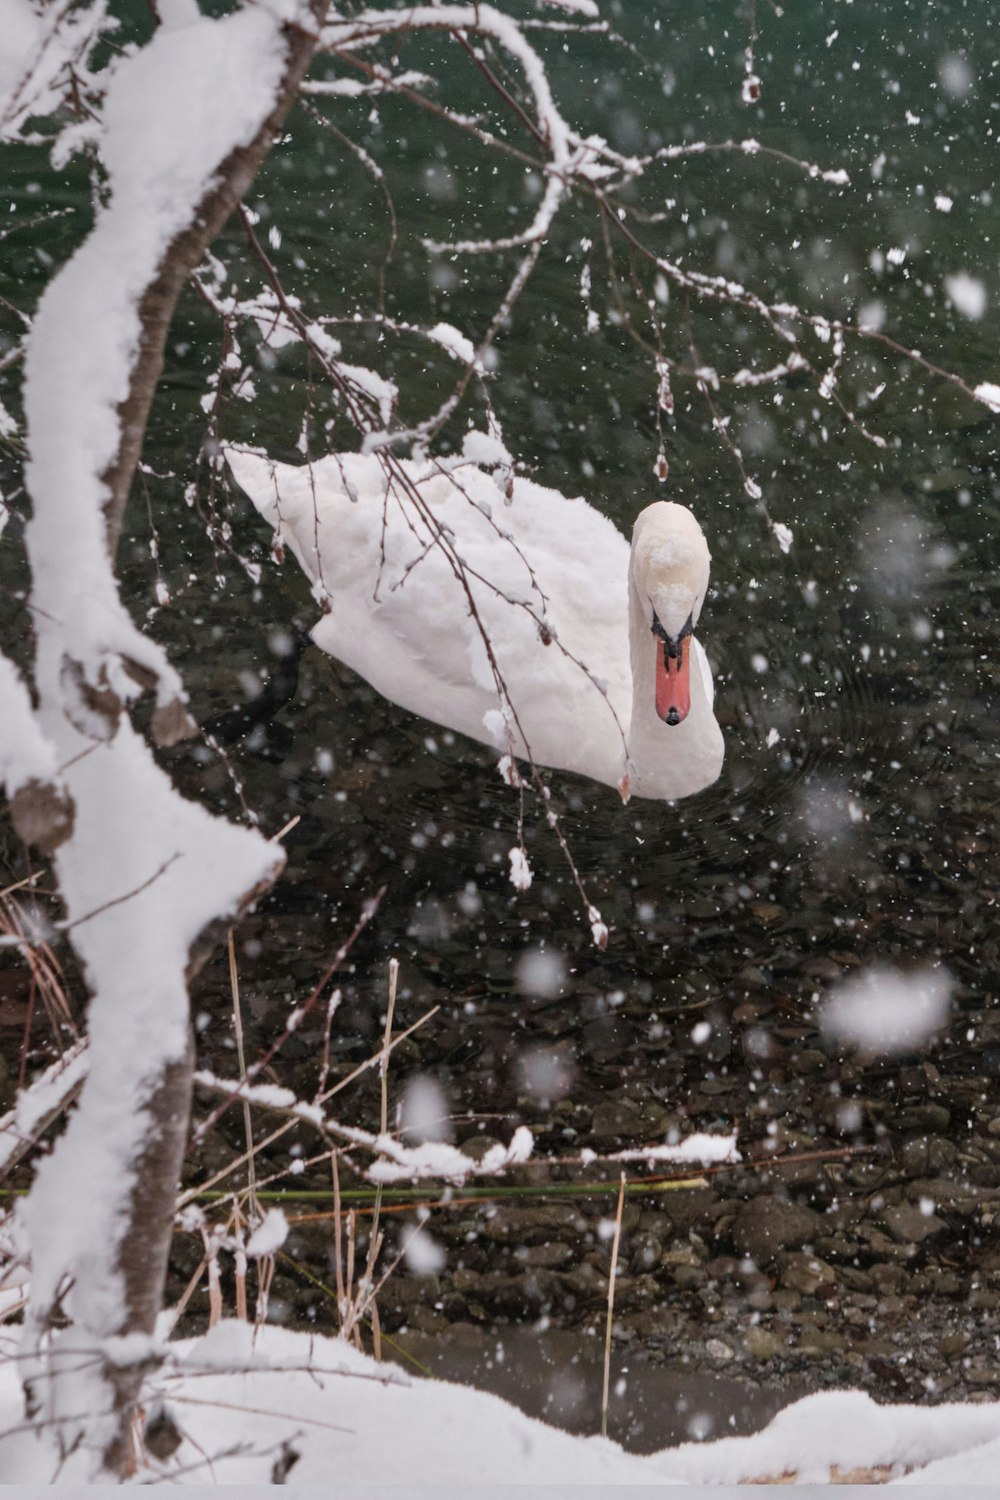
left=944, top=272, right=987, bottom=321
left=821, top=965, right=952, bottom=1056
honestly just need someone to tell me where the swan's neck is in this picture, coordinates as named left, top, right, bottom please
left=625, top=556, right=720, bottom=800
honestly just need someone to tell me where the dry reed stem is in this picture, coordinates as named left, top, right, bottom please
left=0, top=1035, right=88, bottom=1179
left=0, top=874, right=45, bottom=901
left=227, top=929, right=258, bottom=1225
left=352, top=1222, right=384, bottom=1324
left=0, top=893, right=77, bottom=1090
left=193, top=890, right=384, bottom=1145
left=203, top=1229, right=223, bottom=1329
left=233, top=1201, right=248, bottom=1323
left=379, top=959, right=398, bottom=1137
left=331, top=1151, right=346, bottom=1324
left=354, top=1227, right=399, bottom=1320
left=317, top=968, right=404, bottom=1353
left=163, top=1253, right=212, bottom=1337
left=601, top=1171, right=626, bottom=1441
left=317, top=1003, right=437, bottom=1108
left=361, top=957, right=399, bottom=1355
left=254, top=1254, right=275, bottom=1332
left=164, top=1203, right=238, bottom=1337
left=126, top=1405, right=144, bottom=1479
left=316, top=986, right=342, bottom=1099
left=179, top=1003, right=438, bottom=1211
left=268, top=815, right=301, bottom=844
left=176, top=959, right=421, bottom=1357
left=370, top=1296, right=382, bottom=1362
left=345, top=1211, right=356, bottom=1318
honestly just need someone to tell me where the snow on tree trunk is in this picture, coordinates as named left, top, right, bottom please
left=5, top=0, right=323, bottom=1476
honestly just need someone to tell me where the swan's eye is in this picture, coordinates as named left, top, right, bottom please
left=650, top=609, right=693, bottom=658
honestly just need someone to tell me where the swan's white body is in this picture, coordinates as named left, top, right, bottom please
left=225, top=448, right=724, bottom=800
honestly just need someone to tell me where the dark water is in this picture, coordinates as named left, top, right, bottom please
left=138, top=0, right=1000, bottom=1046
left=387, top=1325, right=812, bottom=1452
left=2, top=0, right=1000, bottom=1447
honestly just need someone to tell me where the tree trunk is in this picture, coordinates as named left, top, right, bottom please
left=101, top=1035, right=195, bottom=1477
left=20, top=3, right=325, bottom=1477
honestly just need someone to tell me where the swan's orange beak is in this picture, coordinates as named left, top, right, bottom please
left=655, top=637, right=691, bottom=726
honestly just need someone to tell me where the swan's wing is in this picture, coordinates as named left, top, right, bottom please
left=226, top=447, right=633, bottom=783
left=238, top=455, right=521, bottom=739
left=692, top=636, right=715, bottom=708
left=224, top=446, right=288, bottom=529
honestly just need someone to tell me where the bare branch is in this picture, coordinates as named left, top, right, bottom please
left=101, top=5, right=326, bottom=558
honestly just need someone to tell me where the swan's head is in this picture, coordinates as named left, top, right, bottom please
left=631, top=502, right=712, bottom=726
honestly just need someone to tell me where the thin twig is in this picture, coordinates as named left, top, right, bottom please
left=379, top=959, right=398, bottom=1139
left=178, top=1002, right=439, bottom=1211
left=601, top=1172, right=626, bottom=1440
left=192, top=889, right=384, bottom=1144
left=227, top=929, right=258, bottom=1226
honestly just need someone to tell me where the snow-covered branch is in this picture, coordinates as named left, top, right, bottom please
left=4, top=0, right=329, bottom=1476
left=323, top=3, right=575, bottom=253
left=0, top=0, right=113, bottom=145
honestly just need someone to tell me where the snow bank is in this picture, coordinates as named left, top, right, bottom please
left=2, top=1321, right=1000, bottom=1483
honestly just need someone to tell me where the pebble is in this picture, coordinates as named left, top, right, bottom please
left=520, top=1242, right=574, bottom=1269
left=897, top=1103, right=952, bottom=1133
left=731, top=1196, right=826, bottom=1264
left=629, top=1235, right=664, bottom=1273
left=745, top=1326, right=787, bottom=1360
left=856, top=1225, right=910, bottom=1261
left=672, top=1265, right=708, bottom=1291
left=778, top=1252, right=837, bottom=1297
left=478, top=1205, right=582, bottom=1244
left=870, top=1264, right=908, bottom=1295
left=793, top=1329, right=847, bottom=1357
left=588, top=1096, right=667, bottom=1142
left=898, top=1136, right=961, bottom=1174
left=878, top=1202, right=946, bottom=1246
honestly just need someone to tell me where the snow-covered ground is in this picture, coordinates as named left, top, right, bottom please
left=1, top=1320, right=999, bottom=1484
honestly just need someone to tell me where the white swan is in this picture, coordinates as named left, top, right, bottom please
left=225, top=447, right=724, bottom=801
